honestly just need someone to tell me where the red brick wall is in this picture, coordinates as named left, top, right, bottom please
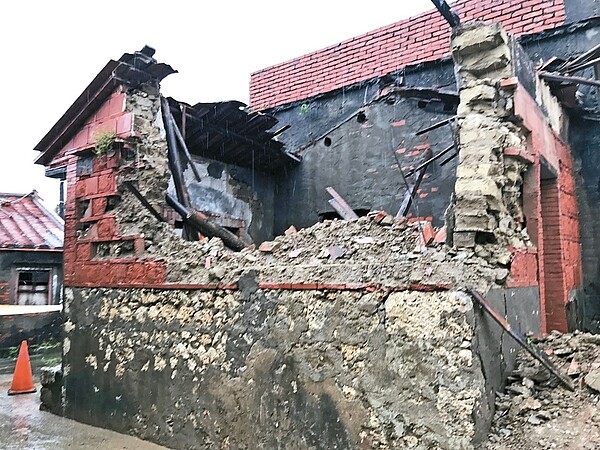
left=46, top=90, right=133, bottom=171
left=249, top=0, right=566, bottom=109
left=61, top=89, right=167, bottom=288
left=540, top=179, right=567, bottom=332
left=508, top=84, right=582, bottom=332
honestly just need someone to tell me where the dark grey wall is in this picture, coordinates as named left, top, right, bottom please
left=273, top=97, right=456, bottom=233
left=564, top=0, right=600, bottom=23
left=0, top=251, right=63, bottom=305
left=181, top=157, right=275, bottom=244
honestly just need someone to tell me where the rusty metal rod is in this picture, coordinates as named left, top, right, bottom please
left=404, top=144, right=454, bottom=177
left=166, top=194, right=245, bottom=252
left=469, top=288, right=574, bottom=392
left=539, top=71, right=600, bottom=89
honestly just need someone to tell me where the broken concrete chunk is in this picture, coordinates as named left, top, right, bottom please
left=209, top=267, right=226, bottom=280
left=284, top=225, right=298, bottom=236
left=327, top=245, right=346, bottom=260
left=258, top=240, right=280, bottom=253
left=288, top=248, right=304, bottom=258
left=354, top=236, right=375, bottom=245
left=584, top=369, right=600, bottom=392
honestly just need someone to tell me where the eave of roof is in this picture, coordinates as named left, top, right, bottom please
left=34, top=47, right=176, bottom=167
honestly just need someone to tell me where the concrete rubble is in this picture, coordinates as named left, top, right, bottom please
left=485, top=331, right=600, bottom=449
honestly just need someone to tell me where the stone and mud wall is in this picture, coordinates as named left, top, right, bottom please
left=451, top=22, right=582, bottom=333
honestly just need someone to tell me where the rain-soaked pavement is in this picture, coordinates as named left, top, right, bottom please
left=0, top=374, right=166, bottom=449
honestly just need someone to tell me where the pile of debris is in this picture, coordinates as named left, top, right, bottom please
left=486, top=331, right=600, bottom=449
left=143, top=209, right=503, bottom=291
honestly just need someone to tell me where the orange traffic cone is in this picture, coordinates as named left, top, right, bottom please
left=8, top=340, right=36, bottom=395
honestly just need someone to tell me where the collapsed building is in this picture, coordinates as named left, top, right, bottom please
left=32, top=0, right=600, bottom=448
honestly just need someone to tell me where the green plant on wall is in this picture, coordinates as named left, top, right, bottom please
left=93, top=130, right=117, bottom=157
left=299, top=103, right=310, bottom=115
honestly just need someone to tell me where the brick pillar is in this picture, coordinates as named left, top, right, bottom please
left=540, top=178, right=568, bottom=332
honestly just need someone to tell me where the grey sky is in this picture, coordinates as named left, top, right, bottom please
left=0, top=0, right=437, bottom=210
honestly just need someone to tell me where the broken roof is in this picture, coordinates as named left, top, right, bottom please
left=165, top=97, right=299, bottom=172
left=0, top=192, right=64, bottom=251
left=34, top=46, right=177, bottom=167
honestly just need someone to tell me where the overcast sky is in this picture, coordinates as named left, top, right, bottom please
left=0, top=0, right=438, bottom=210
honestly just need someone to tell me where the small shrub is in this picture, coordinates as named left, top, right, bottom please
left=93, top=131, right=117, bottom=157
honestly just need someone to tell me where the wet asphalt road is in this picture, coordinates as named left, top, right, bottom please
left=0, top=374, right=166, bottom=449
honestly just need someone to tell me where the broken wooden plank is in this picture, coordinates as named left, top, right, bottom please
left=167, top=112, right=202, bottom=182
left=123, top=181, right=166, bottom=223
left=325, top=187, right=359, bottom=221
left=166, top=194, right=245, bottom=252
left=396, top=166, right=427, bottom=218
left=469, top=288, right=574, bottom=392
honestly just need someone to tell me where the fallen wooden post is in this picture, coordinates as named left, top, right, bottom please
left=326, top=187, right=359, bottom=221
left=123, top=181, right=166, bottom=223
left=166, top=112, right=202, bottom=183
left=161, top=96, right=196, bottom=241
left=166, top=194, right=245, bottom=252
left=539, top=71, right=600, bottom=89
left=469, top=288, right=574, bottom=392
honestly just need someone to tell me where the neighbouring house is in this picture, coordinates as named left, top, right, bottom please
left=31, top=0, right=600, bottom=448
left=0, top=191, right=63, bottom=350
left=0, top=191, right=63, bottom=306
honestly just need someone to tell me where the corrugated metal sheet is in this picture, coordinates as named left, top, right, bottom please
left=0, top=192, right=64, bottom=251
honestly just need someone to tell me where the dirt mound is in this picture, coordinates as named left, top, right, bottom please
left=485, top=331, right=600, bottom=449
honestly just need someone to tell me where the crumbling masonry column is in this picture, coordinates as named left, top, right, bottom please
left=451, top=23, right=529, bottom=250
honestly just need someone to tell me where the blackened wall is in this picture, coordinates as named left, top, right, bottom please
left=270, top=63, right=457, bottom=234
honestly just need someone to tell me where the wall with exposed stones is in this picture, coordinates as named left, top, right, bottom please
left=63, top=281, right=491, bottom=450
left=451, top=22, right=581, bottom=332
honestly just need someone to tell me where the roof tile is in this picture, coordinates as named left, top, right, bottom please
left=0, top=192, right=64, bottom=250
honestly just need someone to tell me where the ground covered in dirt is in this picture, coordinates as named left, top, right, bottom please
left=484, top=331, right=600, bottom=449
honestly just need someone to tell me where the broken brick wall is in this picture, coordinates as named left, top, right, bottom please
left=58, top=84, right=276, bottom=288
left=451, top=22, right=581, bottom=332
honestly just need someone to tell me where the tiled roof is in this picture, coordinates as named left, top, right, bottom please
left=249, top=0, right=566, bottom=109
left=0, top=192, right=64, bottom=251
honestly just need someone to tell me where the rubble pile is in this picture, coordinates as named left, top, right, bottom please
left=143, top=212, right=502, bottom=290
left=485, top=331, right=600, bottom=449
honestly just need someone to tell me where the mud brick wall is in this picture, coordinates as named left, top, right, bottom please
left=63, top=283, right=493, bottom=450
